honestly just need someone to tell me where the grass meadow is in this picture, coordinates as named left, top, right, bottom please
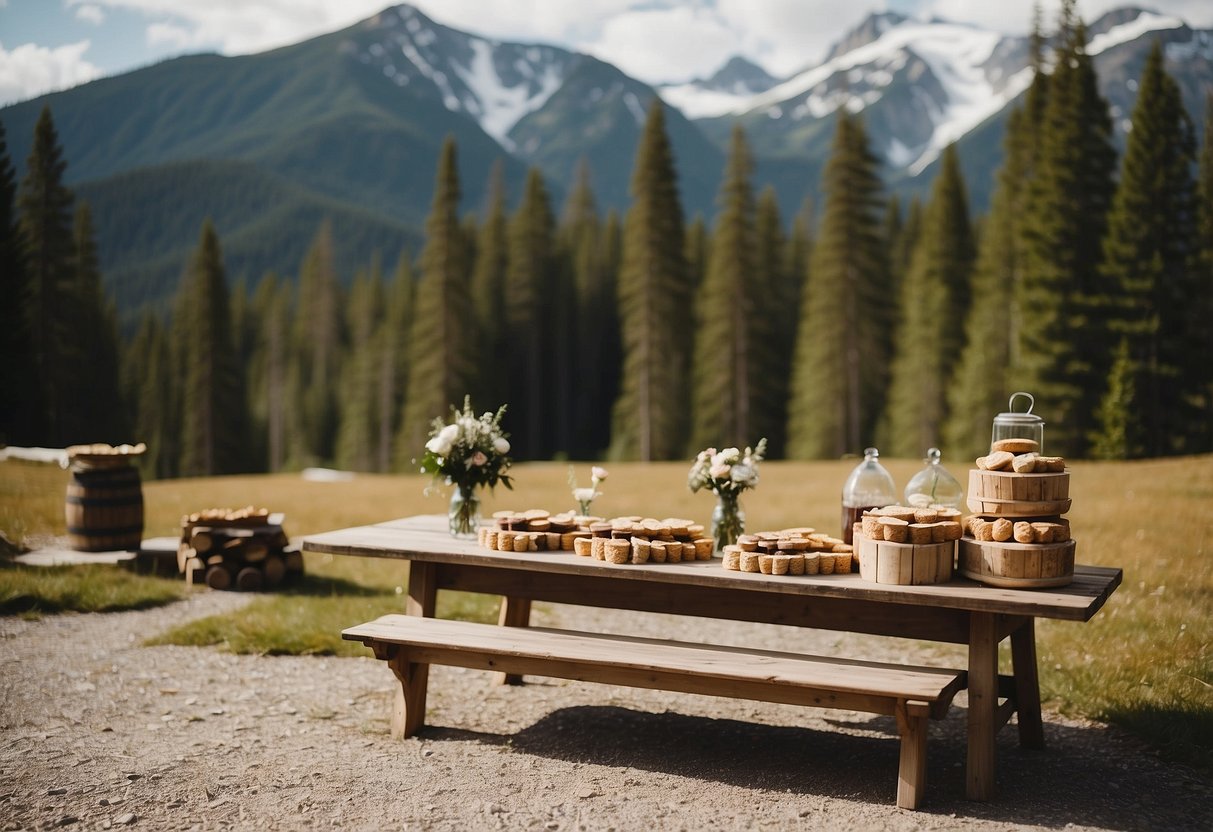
left=2, top=455, right=1210, bottom=767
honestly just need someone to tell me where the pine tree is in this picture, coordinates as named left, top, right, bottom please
left=611, top=102, right=691, bottom=460
left=290, top=221, right=342, bottom=466
left=335, top=264, right=384, bottom=471
left=1195, top=93, right=1213, bottom=451
left=0, top=120, right=30, bottom=444
left=784, top=196, right=814, bottom=296
left=177, top=220, right=243, bottom=476
left=122, top=311, right=179, bottom=479
left=470, top=162, right=508, bottom=410
left=560, top=161, right=618, bottom=458
left=64, top=200, right=127, bottom=444
left=1096, top=42, right=1197, bottom=457
left=247, top=273, right=291, bottom=472
left=504, top=167, right=556, bottom=459
left=691, top=125, right=759, bottom=451
left=1090, top=339, right=1143, bottom=459
left=398, top=137, right=476, bottom=458
left=379, top=252, right=414, bottom=471
left=944, top=43, right=1051, bottom=460
left=753, top=185, right=795, bottom=458
left=1016, top=0, right=1116, bottom=455
left=883, top=145, right=974, bottom=457
left=787, top=111, right=887, bottom=458
left=17, top=106, right=75, bottom=445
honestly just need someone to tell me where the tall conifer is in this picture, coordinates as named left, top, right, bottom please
left=611, top=102, right=690, bottom=460
left=399, top=137, right=476, bottom=456
left=1016, top=0, right=1116, bottom=455
left=691, top=125, right=758, bottom=451
left=290, top=221, right=342, bottom=466
left=1196, top=94, right=1213, bottom=451
left=336, top=265, right=384, bottom=471
left=380, top=252, right=414, bottom=471
left=470, top=162, right=508, bottom=409
left=177, top=221, right=242, bottom=476
left=1095, top=42, right=1197, bottom=457
left=883, top=145, right=973, bottom=457
left=753, top=186, right=794, bottom=458
left=246, top=273, right=291, bottom=472
left=65, top=201, right=127, bottom=443
left=787, top=111, right=886, bottom=458
left=504, top=167, right=556, bottom=458
left=560, top=162, right=618, bottom=458
left=18, top=106, right=74, bottom=445
left=0, top=121, right=30, bottom=443
left=122, top=312, right=179, bottom=479
left=684, top=215, right=708, bottom=291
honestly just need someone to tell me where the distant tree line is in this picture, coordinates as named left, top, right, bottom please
left=3, top=1, right=1211, bottom=475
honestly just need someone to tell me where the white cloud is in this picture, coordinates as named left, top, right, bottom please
left=584, top=6, right=740, bottom=83
left=146, top=21, right=202, bottom=50
left=73, top=4, right=106, bottom=25
left=0, top=40, right=102, bottom=106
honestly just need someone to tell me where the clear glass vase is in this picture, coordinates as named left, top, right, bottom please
left=711, top=492, right=745, bottom=551
left=448, top=485, right=481, bottom=538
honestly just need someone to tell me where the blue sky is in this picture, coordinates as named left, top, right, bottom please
left=2, top=0, right=1211, bottom=106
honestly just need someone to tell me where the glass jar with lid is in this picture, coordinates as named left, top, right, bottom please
left=841, top=447, right=897, bottom=543
left=904, top=448, right=963, bottom=509
left=991, top=392, right=1045, bottom=453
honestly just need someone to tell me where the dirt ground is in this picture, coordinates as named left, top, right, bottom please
left=1, top=589, right=1210, bottom=832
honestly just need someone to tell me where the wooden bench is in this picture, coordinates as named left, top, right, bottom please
left=343, top=615, right=967, bottom=809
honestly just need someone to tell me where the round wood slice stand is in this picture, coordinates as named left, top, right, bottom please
left=967, top=468, right=1071, bottom=516
left=856, top=534, right=955, bottom=586
left=957, top=537, right=1076, bottom=588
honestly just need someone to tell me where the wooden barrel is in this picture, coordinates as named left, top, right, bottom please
left=64, top=462, right=145, bottom=552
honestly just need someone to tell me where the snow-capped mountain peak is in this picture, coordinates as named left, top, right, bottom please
left=354, top=4, right=577, bottom=150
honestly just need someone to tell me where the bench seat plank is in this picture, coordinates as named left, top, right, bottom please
left=344, top=615, right=964, bottom=715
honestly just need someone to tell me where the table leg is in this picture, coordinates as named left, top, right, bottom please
left=1010, top=618, right=1045, bottom=749
left=392, top=561, right=437, bottom=737
left=967, top=612, right=998, bottom=801
left=492, top=596, right=533, bottom=686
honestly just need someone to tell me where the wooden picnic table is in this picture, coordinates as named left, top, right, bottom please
left=303, top=515, right=1121, bottom=802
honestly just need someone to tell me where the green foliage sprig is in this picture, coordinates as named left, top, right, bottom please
left=419, top=396, right=513, bottom=492
left=687, top=438, right=767, bottom=496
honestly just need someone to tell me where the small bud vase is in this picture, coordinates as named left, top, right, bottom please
left=448, top=485, right=481, bottom=538
left=711, top=492, right=745, bottom=550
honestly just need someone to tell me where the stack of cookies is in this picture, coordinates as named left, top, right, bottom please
left=477, top=510, right=716, bottom=566
left=852, top=505, right=959, bottom=586
left=719, top=528, right=854, bottom=577
left=959, top=440, right=1077, bottom=588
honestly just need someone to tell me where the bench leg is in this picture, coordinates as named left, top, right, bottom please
left=492, top=596, right=532, bottom=686
left=894, top=701, right=928, bottom=810
left=1010, top=618, right=1045, bottom=749
left=387, top=649, right=429, bottom=739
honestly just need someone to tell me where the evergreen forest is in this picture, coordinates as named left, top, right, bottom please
left=3, top=4, right=1212, bottom=476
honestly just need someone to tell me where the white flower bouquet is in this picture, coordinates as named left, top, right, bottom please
left=687, top=439, right=767, bottom=549
left=420, top=397, right=513, bottom=535
left=687, top=439, right=767, bottom=497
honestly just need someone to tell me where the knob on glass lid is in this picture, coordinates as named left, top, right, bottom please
left=991, top=392, right=1045, bottom=454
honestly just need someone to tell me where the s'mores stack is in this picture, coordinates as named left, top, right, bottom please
left=720, top=527, right=854, bottom=577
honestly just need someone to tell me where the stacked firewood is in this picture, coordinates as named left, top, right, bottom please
left=177, top=506, right=303, bottom=591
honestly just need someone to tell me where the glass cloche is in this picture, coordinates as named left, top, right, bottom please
left=904, top=448, right=963, bottom=508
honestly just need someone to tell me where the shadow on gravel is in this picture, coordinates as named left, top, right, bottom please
left=418, top=704, right=1212, bottom=829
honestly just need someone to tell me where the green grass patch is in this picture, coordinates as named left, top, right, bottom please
left=0, top=561, right=183, bottom=617
left=146, top=572, right=500, bottom=656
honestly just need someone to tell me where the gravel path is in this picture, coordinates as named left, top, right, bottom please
left=1, top=590, right=1210, bottom=831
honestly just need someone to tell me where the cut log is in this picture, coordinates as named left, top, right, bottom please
left=236, top=566, right=263, bottom=592
left=191, top=530, right=215, bottom=554
left=206, top=564, right=232, bottom=591
left=262, top=554, right=286, bottom=586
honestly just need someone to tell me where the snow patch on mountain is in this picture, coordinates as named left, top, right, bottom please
left=452, top=39, right=563, bottom=148
left=659, top=84, right=752, bottom=119
left=1086, top=11, right=1183, bottom=55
